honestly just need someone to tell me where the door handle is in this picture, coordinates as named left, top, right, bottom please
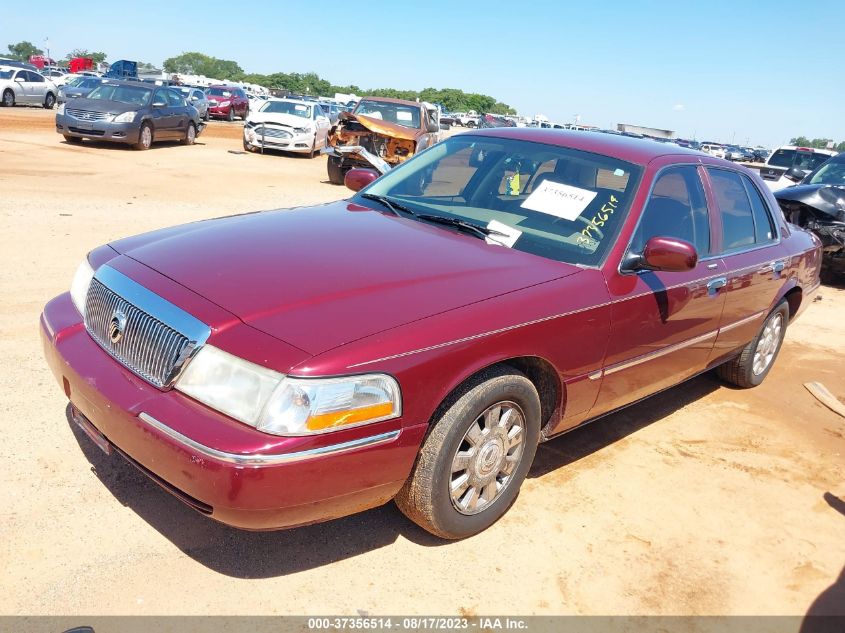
left=707, top=277, right=728, bottom=293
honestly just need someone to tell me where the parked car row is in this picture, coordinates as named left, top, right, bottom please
left=0, top=65, right=57, bottom=108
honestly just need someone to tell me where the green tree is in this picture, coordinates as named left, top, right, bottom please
left=163, top=52, right=243, bottom=80
left=836, top=141, right=845, bottom=153
left=6, top=41, right=43, bottom=61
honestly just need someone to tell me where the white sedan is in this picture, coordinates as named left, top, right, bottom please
left=0, top=65, right=58, bottom=108
left=243, top=98, right=331, bottom=156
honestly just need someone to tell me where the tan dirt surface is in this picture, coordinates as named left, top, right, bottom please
left=1, top=107, right=844, bottom=617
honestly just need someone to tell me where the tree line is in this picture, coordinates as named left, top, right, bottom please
left=789, top=137, right=845, bottom=153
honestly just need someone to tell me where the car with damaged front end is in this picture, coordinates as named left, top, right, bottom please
left=324, top=96, right=443, bottom=185
left=42, top=129, right=821, bottom=539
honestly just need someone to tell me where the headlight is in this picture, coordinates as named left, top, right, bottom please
left=57, top=102, right=65, bottom=114
left=175, top=345, right=401, bottom=435
left=113, top=111, right=136, bottom=123
left=69, top=258, right=95, bottom=316
left=219, top=100, right=231, bottom=107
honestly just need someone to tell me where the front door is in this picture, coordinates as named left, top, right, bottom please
left=594, top=164, right=726, bottom=415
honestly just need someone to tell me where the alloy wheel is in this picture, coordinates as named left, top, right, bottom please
left=752, top=312, right=783, bottom=375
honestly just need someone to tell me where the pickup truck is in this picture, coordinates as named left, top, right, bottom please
left=756, top=145, right=837, bottom=191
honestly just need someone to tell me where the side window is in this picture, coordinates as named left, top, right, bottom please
left=741, top=175, right=776, bottom=243
left=632, top=166, right=710, bottom=256
left=31, top=72, right=45, bottom=82
left=166, top=89, right=184, bottom=106
left=707, top=168, right=757, bottom=252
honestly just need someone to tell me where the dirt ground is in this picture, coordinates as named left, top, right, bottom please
left=1, top=107, right=843, bottom=619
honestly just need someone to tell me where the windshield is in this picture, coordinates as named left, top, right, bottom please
left=86, top=84, right=151, bottom=106
left=207, top=87, right=232, bottom=97
left=807, top=156, right=845, bottom=185
left=259, top=101, right=311, bottom=118
left=356, top=135, right=642, bottom=266
left=354, top=100, right=420, bottom=129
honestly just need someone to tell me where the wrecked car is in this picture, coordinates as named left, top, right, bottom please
left=775, top=151, right=845, bottom=279
left=324, top=97, right=442, bottom=184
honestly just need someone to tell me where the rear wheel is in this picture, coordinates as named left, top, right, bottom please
left=327, top=155, right=345, bottom=184
left=181, top=122, right=196, bottom=145
left=43, top=92, right=56, bottom=109
left=2, top=89, right=14, bottom=107
left=241, top=106, right=249, bottom=121
left=717, top=301, right=788, bottom=388
left=133, top=122, right=153, bottom=150
left=395, top=366, right=541, bottom=539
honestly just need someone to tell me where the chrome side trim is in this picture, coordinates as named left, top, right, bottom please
left=603, top=330, right=718, bottom=376
left=588, top=370, right=603, bottom=381
left=137, top=412, right=400, bottom=466
left=718, top=310, right=765, bottom=334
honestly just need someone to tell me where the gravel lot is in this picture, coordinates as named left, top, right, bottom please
left=1, top=107, right=843, bottom=618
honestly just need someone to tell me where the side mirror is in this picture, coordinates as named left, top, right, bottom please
left=784, top=167, right=805, bottom=183
left=190, top=95, right=198, bottom=101
left=14, top=77, right=24, bottom=82
left=624, top=236, right=698, bottom=272
left=344, top=168, right=380, bottom=192
left=425, top=119, right=440, bottom=133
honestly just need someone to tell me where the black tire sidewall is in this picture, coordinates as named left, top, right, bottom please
left=426, top=372, right=541, bottom=538
left=744, top=303, right=789, bottom=386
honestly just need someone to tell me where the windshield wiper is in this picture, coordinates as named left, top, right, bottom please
left=360, top=193, right=417, bottom=217
left=416, top=214, right=508, bottom=240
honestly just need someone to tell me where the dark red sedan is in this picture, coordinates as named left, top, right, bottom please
left=204, top=85, right=248, bottom=121
left=41, top=129, right=821, bottom=539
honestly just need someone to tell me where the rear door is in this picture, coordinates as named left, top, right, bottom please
left=705, top=168, right=788, bottom=362
left=595, top=163, right=727, bottom=414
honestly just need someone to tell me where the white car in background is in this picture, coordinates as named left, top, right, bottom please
left=243, top=98, right=331, bottom=156
left=700, top=143, right=726, bottom=159
left=0, top=65, right=58, bottom=108
left=757, top=145, right=838, bottom=191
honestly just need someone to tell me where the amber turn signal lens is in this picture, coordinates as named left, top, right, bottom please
left=306, top=402, right=396, bottom=431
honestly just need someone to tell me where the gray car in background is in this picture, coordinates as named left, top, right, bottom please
left=175, top=86, right=209, bottom=121
left=58, top=76, right=105, bottom=104
left=55, top=80, right=204, bottom=150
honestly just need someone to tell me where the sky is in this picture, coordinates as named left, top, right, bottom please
left=2, top=0, right=843, bottom=148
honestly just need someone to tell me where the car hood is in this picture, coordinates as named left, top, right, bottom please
left=113, top=201, right=579, bottom=355
left=247, top=111, right=312, bottom=128
left=775, top=184, right=845, bottom=220
left=339, top=111, right=420, bottom=141
left=64, top=97, right=141, bottom=114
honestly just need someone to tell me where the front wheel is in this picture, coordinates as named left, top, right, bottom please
left=226, top=107, right=235, bottom=122
left=133, top=122, right=153, bottom=150
left=181, top=123, right=196, bottom=145
left=2, top=89, right=14, bottom=107
left=395, top=366, right=541, bottom=539
left=43, top=92, right=56, bottom=109
left=63, top=135, right=82, bottom=144
left=327, top=155, right=345, bottom=184
left=717, top=301, right=788, bottom=388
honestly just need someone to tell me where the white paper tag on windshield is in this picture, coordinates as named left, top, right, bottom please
left=520, top=180, right=597, bottom=221
left=485, top=220, right=522, bottom=248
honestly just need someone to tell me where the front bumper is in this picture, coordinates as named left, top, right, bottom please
left=207, top=103, right=233, bottom=118
left=56, top=113, right=140, bottom=143
left=243, top=127, right=315, bottom=153
left=41, top=292, right=423, bottom=530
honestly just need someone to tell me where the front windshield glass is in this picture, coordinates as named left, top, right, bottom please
left=259, top=101, right=311, bottom=118
left=354, top=100, right=420, bottom=129
left=86, top=84, right=151, bottom=106
left=807, top=156, right=845, bottom=185
left=356, top=135, right=643, bottom=266
left=206, top=87, right=232, bottom=97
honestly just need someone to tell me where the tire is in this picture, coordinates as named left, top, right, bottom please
left=242, top=106, right=249, bottom=121
left=43, top=92, right=56, bottom=109
left=717, top=301, right=789, bottom=388
left=2, top=89, right=14, bottom=107
left=226, top=107, right=235, bottom=122
left=327, top=155, right=345, bottom=184
left=63, top=135, right=82, bottom=144
left=308, top=137, right=317, bottom=159
left=133, top=122, right=153, bottom=151
left=181, top=122, right=196, bottom=145
left=243, top=136, right=256, bottom=152
left=466, top=120, right=476, bottom=128
left=395, top=366, right=541, bottom=539
left=203, top=110, right=209, bottom=122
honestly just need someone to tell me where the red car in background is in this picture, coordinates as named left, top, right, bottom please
left=205, top=85, right=248, bottom=121
left=41, top=129, right=821, bottom=539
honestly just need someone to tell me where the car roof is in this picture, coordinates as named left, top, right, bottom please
left=266, top=97, right=315, bottom=106
left=464, top=128, right=705, bottom=165
left=773, top=145, right=837, bottom=155
left=358, top=96, right=422, bottom=107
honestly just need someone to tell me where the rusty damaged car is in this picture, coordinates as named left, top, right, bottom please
left=324, top=96, right=442, bottom=185
left=41, top=129, right=821, bottom=539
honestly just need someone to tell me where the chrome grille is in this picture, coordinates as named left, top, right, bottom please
left=254, top=125, right=292, bottom=139
left=66, top=108, right=110, bottom=121
left=84, top=278, right=193, bottom=388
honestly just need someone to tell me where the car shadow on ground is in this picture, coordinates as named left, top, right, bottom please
left=799, top=494, right=845, bottom=629
left=65, top=372, right=722, bottom=578
left=60, top=139, right=203, bottom=151
left=530, top=372, right=722, bottom=479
